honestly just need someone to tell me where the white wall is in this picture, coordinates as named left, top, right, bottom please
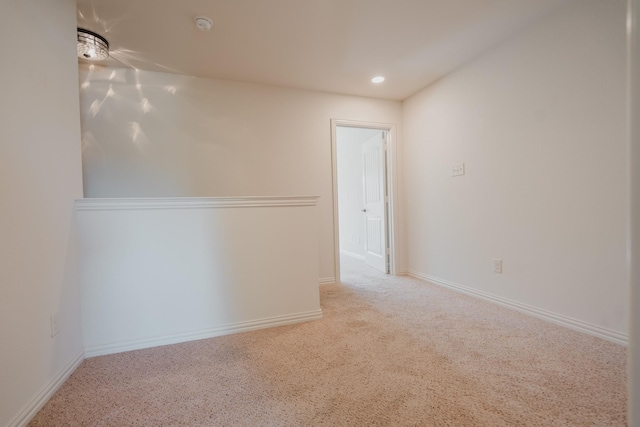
left=336, top=127, right=383, bottom=259
left=0, top=1, right=85, bottom=426
left=77, top=197, right=321, bottom=357
left=402, top=0, right=628, bottom=339
left=79, top=66, right=402, bottom=281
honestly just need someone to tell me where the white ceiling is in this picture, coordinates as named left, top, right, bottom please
left=77, top=0, right=567, bottom=101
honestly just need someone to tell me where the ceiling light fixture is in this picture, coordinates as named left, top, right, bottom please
left=194, top=16, right=213, bottom=31
left=77, top=28, right=109, bottom=61
left=371, top=76, right=385, bottom=84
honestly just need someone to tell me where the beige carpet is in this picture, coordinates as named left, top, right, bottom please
left=29, top=257, right=627, bottom=426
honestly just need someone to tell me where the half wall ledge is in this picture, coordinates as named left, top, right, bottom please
left=75, top=195, right=320, bottom=210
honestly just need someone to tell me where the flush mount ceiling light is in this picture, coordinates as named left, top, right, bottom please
left=371, top=76, right=385, bottom=84
left=77, top=28, right=109, bottom=61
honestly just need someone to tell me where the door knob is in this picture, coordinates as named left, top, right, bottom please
left=361, top=209, right=367, bottom=213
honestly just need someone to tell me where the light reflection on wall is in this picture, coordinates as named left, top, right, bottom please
left=141, top=98, right=152, bottom=114
left=87, top=84, right=115, bottom=118
left=81, top=131, right=101, bottom=155
left=128, top=122, right=149, bottom=148
left=79, top=64, right=95, bottom=92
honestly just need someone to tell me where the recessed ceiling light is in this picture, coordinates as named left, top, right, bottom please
left=371, top=76, right=385, bottom=84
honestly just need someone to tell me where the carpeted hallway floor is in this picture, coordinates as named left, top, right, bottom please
left=29, top=257, right=627, bottom=426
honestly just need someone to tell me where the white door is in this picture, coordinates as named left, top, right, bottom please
left=362, top=133, right=388, bottom=273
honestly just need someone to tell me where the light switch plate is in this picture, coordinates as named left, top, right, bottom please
left=452, top=163, right=465, bottom=177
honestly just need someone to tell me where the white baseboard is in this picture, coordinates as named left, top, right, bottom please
left=9, top=350, right=85, bottom=427
left=85, top=309, right=323, bottom=358
left=340, top=250, right=365, bottom=261
left=319, top=277, right=336, bottom=285
left=407, top=270, right=628, bottom=346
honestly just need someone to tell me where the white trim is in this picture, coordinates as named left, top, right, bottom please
left=9, top=350, right=84, bottom=427
left=628, top=0, right=640, bottom=423
left=319, top=277, right=336, bottom=285
left=330, top=119, right=399, bottom=283
left=340, top=249, right=366, bottom=261
left=75, top=196, right=320, bottom=211
left=407, top=270, right=628, bottom=346
left=84, top=310, right=323, bottom=358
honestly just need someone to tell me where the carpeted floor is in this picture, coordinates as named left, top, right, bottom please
left=29, top=257, right=627, bottom=426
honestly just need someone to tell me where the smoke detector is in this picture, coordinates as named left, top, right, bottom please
left=194, top=16, right=213, bottom=31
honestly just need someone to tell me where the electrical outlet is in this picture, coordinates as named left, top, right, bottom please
left=50, top=314, right=59, bottom=337
left=493, top=259, right=502, bottom=274
left=452, top=163, right=465, bottom=177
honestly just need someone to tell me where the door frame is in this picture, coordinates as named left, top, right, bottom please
left=330, top=119, right=399, bottom=282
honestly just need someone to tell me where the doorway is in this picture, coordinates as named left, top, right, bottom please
left=331, top=119, right=397, bottom=283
